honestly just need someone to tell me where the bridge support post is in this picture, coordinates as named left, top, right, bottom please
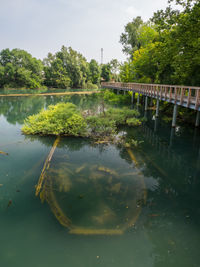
left=172, top=104, right=178, bottom=128
left=154, top=117, right=159, bottom=132
left=137, top=94, right=140, bottom=106
left=124, top=90, right=126, bottom=95
left=170, top=127, right=175, bottom=147
left=156, top=99, right=160, bottom=118
left=195, top=111, right=200, bottom=127
left=117, top=90, right=119, bottom=95
left=131, top=92, right=135, bottom=104
left=145, top=96, right=148, bottom=111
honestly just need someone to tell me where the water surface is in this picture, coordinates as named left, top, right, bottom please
left=0, top=94, right=200, bottom=267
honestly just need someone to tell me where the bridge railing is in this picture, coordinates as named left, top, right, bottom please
left=101, top=82, right=200, bottom=110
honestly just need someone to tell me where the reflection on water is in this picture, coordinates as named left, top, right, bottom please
left=0, top=94, right=200, bottom=267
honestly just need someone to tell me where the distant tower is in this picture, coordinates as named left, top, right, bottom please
left=101, top=48, right=103, bottom=65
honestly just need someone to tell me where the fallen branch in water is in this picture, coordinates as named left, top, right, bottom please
left=35, top=136, right=60, bottom=196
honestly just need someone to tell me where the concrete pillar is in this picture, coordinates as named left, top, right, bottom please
left=172, top=104, right=178, bottom=128
left=131, top=92, right=135, bottom=104
left=117, top=90, right=119, bottom=95
left=195, top=110, right=200, bottom=127
left=137, top=94, right=140, bottom=105
left=145, top=96, right=148, bottom=111
left=154, top=117, right=159, bottom=132
left=124, top=90, right=126, bottom=95
left=156, top=99, right=160, bottom=118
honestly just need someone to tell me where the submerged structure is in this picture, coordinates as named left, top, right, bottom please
left=35, top=137, right=146, bottom=235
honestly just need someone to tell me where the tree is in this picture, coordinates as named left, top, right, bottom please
left=88, top=59, right=101, bottom=84
left=101, top=64, right=112, bottom=82
left=109, top=59, right=120, bottom=81
left=119, top=16, right=144, bottom=57
left=0, top=48, right=44, bottom=88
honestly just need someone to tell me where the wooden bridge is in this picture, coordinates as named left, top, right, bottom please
left=101, top=82, right=200, bottom=127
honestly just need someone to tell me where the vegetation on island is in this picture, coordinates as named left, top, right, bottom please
left=21, top=101, right=141, bottom=142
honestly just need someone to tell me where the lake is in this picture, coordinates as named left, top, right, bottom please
left=0, top=93, right=200, bottom=267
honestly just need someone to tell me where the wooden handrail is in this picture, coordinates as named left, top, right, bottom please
left=101, top=82, right=200, bottom=111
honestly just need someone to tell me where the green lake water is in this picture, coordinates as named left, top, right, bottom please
left=0, top=93, right=200, bottom=267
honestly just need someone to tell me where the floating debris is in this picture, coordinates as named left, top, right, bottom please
left=0, top=150, right=8, bottom=156
left=7, top=200, right=12, bottom=208
left=75, top=164, right=87, bottom=174
left=69, top=228, right=123, bottom=235
left=110, top=183, right=121, bottom=193
left=0, top=184, right=3, bottom=187
left=97, top=166, right=118, bottom=177
left=149, top=214, right=159, bottom=217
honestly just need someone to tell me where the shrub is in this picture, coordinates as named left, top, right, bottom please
left=22, top=103, right=87, bottom=136
left=105, top=108, right=140, bottom=126
left=86, top=116, right=116, bottom=137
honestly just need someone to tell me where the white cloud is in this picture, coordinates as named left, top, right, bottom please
left=125, top=6, right=140, bottom=18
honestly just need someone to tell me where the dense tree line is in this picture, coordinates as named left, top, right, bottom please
left=119, top=0, right=200, bottom=86
left=0, top=46, right=119, bottom=89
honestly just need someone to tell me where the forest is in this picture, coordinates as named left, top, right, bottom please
left=0, top=46, right=118, bottom=89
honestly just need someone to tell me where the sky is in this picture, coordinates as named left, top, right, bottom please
left=0, top=0, right=170, bottom=63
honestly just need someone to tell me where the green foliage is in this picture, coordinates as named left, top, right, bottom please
left=126, top=118, right=142, bottom=126
left=22, top=101, right=142, bottom=139
left=0, top=46, right=102, bottom=90
left=88, top=59, right=101, bottom=84
left=105, top=108, right=140, bottom=126
left=103, top=89, right=131, bottom=104
left=43, top=47, right=90, bottom=88
left=83, top=81, right=99, bottom=90
left=86, top=116, right=116, bottom=137
left=120, top=16, right=144, bottom=56
left=0, top=48, right=44, bottom=89
left=101, top=64, right=112, bottom=82
left=109, top=59, right=121, bottom=81
left=22, top=103, right=87, bottom=136
left=120, top=0, right=200, bottom=86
